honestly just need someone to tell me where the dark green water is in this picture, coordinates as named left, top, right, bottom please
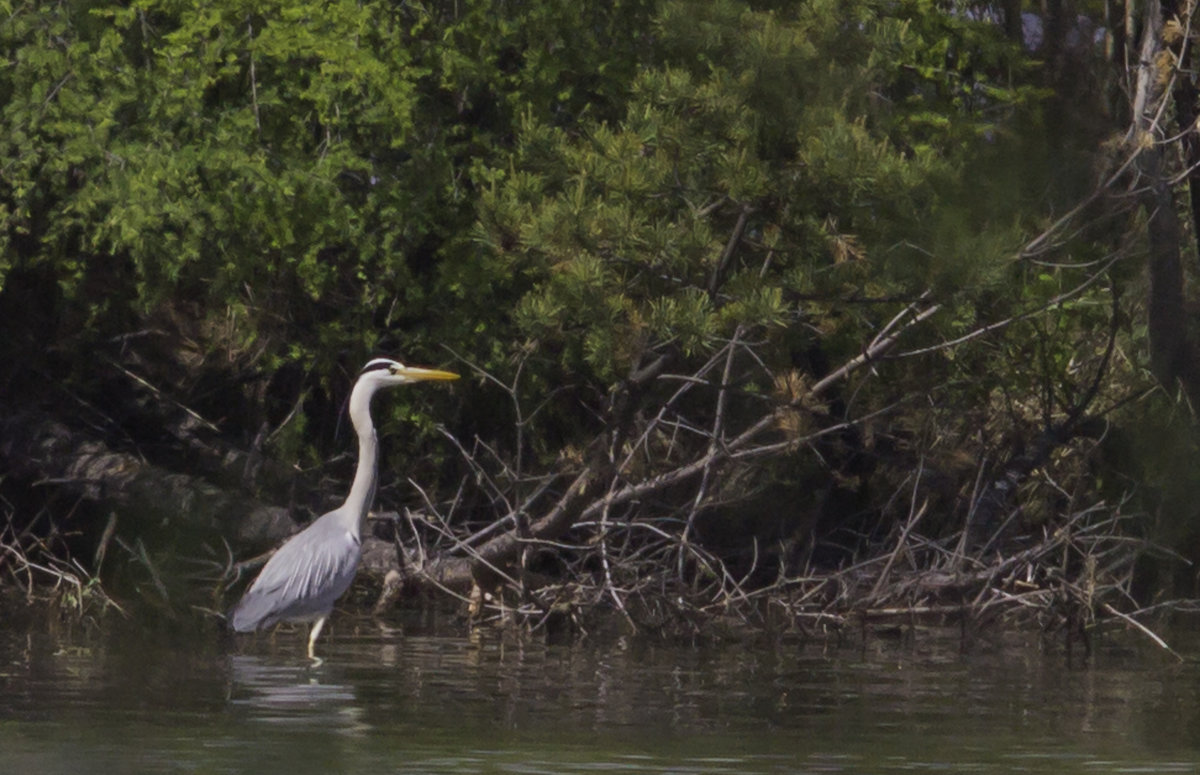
left=1, top=615, right=1198, bottom=774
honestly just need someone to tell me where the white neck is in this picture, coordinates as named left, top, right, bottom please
left=341, top=375, right=382, bottom=536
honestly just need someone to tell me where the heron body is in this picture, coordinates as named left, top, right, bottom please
left=229, top=358, right=459, bottom=660
left=228, top=509, right=361, bottom=632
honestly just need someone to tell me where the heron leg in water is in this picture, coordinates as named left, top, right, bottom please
left=307, top=616, right=327, bottom=663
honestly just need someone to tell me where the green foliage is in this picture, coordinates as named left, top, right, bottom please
left=2, top=0, right=1129, bottom=541
left=0, top=0, right=652, bottom=362
left=2, top=0, right=419, bottom=361
left=0, top=0, right=1039, bottom=363
left=474, top=0, right=1040, bottom=393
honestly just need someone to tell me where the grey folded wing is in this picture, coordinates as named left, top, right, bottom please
left=229, top=519, right=362, bottom=632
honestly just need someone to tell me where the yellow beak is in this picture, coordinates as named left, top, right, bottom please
left=398, top=366, right=461, bottom=382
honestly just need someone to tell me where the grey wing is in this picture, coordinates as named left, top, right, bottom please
left=229, top=515, right=362, bottom=632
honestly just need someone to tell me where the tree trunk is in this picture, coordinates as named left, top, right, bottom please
left=1165, top=0, right=1200, bottom=268
left=1132, top=0, right=1200, bottom=403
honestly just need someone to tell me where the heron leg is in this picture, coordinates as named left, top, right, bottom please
left=307, top=616, right=327, bottom=663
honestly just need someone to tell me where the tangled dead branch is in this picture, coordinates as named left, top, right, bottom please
left=354, top=281, right=1190, bottom=652
left=0, top=501, right=122, bottom=618
left=364, top=478, right=1188, bottom=656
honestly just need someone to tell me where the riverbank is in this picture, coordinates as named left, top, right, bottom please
left=5, top=494, right=1194, bottom=662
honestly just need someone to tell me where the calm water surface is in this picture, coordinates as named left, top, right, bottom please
left=1, top=614, right=1198, bottom=774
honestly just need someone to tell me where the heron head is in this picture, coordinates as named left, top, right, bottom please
left=358, top=358, right=460, bottom=387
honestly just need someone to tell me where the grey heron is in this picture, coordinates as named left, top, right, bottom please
left=228, top=358, right=459, bottom=660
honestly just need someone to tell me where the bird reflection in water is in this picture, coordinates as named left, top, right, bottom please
left=227, top=655, right=369, bottom=737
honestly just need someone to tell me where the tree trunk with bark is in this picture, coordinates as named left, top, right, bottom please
left=1132, top=0, right=1200, bottom=404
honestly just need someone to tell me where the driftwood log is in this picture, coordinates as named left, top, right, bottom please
left=0, top=410, right=296, bottom=553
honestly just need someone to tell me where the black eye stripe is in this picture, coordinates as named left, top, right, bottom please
left=359, top=358, right=401, bottom=375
